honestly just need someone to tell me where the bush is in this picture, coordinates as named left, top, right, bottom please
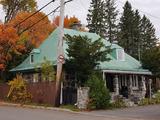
left=7, top=75, right=32, bottom=104
left=139, top=91, right=160, bottom=106
left=110, top=96, right=126, bottom=108
left=87, top=74, right=110, bottom=109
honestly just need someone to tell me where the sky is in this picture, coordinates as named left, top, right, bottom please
left=0, top=0, right=160, bottom=37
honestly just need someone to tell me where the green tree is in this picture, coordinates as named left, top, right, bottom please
left=141, top=46, right=160, bottom=77
left=0, top=0, right=37, bottom=23
left=87, top=73, right=110, bottom=109
left=133, top=10, right=141, bottom=60
left=65, top=34, right=110, bottom=86
left=87, top=0, right=106, bottom=37
left=118, top=1, right=138, bottom=59
left=104, top=0, right=118, bottom=42
left=40, top=58, right=55, bottom=82
left=140, top=15, right=157, bottom=55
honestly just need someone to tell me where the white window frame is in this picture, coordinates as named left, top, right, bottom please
left=30, top=54, right=34, bottom=64
left=116, top=49, right=125, bottom=61
left=132, top=75, right=139, bottom=90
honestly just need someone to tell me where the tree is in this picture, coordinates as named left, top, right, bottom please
left=65, top=34, right=110, bottom=86
left=87, top=73, right=110, bottom=109
left=0, top=24, right=25, bottom=70
left=0, top=24, right=25, bottom=80
left=104, top=0, right=118, bottom=42
left=141, top=46, right=160, bottom=77
left=10, top=12, right=53, bottom=51
left=118, top=1, right=141, bottom=59
left=140, top=15, right=157, bottom=54
left=0, top=0, right=37, bottom=23
left=52, top=15, right=80, bottom=29
left=40, top=58, right=55, bottom=82
left=132, top=10, right=141, bottom=60
left=87, top=0, right=106, bottom=38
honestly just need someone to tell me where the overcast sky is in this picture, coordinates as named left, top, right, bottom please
left=0, top=0, right=160, bottom=37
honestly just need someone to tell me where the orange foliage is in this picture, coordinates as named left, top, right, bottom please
left=52, top=15, right=80, bottom=29
left=10, top=12, right=53, bottom=48
left=0, top=24, right=25, bottom=70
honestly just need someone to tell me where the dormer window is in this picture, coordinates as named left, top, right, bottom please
left=30, top=54, right=34, bottom=64
left=117, top=49, right=125, bottom=61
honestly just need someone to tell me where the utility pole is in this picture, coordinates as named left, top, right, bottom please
left=55, top=0, right=65, bottom=107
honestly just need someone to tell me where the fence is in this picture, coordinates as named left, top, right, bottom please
left=0, top=82, right=56, bottom=105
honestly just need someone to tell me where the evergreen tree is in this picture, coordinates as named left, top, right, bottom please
left=118, top=1, right=158, bottom=60
left=118, top=1, right=136, bottom=58
left=140, top=15, right=157, bottom=53
left=87, top=0, right=106, bottom=38
left=65, top=34, right=110, bottom=86
left=104, top=0, right=118, bottom=42
left=133, top=10, right=141, bottom=60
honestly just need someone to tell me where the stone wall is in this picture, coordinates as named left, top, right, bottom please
left=77, top=87, right=89, bottom=109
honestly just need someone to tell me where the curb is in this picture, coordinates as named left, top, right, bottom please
left=0, top=101, right=77, bottom=113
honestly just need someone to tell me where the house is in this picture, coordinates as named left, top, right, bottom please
left=10, top=28, right=152, bottom=104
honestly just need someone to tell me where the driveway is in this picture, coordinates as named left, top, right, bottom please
left=0, top=105, right=160, bottom=120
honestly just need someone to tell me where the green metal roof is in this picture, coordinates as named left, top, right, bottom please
left=10, top=28, right=151, bottom=75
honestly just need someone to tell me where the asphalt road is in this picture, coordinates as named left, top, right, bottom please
left=87, top=105, right=160, bottom=120
left=0, top=105, right=160, bottom=120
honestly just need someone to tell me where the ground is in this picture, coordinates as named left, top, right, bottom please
left=0, top=105, right=160, bottom=120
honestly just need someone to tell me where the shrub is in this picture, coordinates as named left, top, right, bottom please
left=110, top=96, right=126, bottom=108
left=139, top=91, right=160, bottom=106
left=7, top=75, right=32, bottom=104
left=87, top=73, right=111, bottom=109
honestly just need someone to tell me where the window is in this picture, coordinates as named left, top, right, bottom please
left=30, top=54, right=34, bottom=64
left=117, top=49, right=125, bottom=61
left=132, top=75, right=138, bottom=89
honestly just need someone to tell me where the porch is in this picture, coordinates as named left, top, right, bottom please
left=102, top=70, right=152, bottom=102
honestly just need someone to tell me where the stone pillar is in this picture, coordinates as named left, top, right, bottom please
left=141, top=76, right=146, bottom=99
left=129, top=75, right=133, bottom=96
left=114, top=75, right=119, bottom=95
left=77, top=87, right=90, bottom=109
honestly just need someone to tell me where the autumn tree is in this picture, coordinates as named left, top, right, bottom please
left=10, top=11, right=53, bottom=51
left=52, top=15, right=80, bottom=29
left=0, top=0, right=37, bottom=23
left=0, top=24, right=25, bottom=80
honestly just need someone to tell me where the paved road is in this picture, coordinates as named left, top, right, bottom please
left=0, top=105, right=160, bottom=120
left=87, top=105, right=160, bottom=120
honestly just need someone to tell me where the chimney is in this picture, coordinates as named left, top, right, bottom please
left=70, top=22, right=82, bottom=30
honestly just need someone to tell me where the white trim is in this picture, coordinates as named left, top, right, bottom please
left=30, top=54, right=34, bottom=64
left=102, top=70, right=152, bottom=75
left=116, top=49, right=125, bottom=61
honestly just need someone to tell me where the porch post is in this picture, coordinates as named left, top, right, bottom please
left=129, top=75, right=133, bottom=95
left=141, top=76, right=146, bottom=99
left=102, top=71, right=106, bottom=87
left=149, top=79, right=152, bottom=100
left=114, top=75, right=119, bottom=95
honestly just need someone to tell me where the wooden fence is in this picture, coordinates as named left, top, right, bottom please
left=0, top=82, right=56, bottom=105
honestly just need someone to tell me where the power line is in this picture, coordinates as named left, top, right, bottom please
left=19, top=0, right=74, bottom=35
left=15, top=0, right=56, bottom=28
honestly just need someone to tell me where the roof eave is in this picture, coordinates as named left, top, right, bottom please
left=102, top=69, right=152, bottom=75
